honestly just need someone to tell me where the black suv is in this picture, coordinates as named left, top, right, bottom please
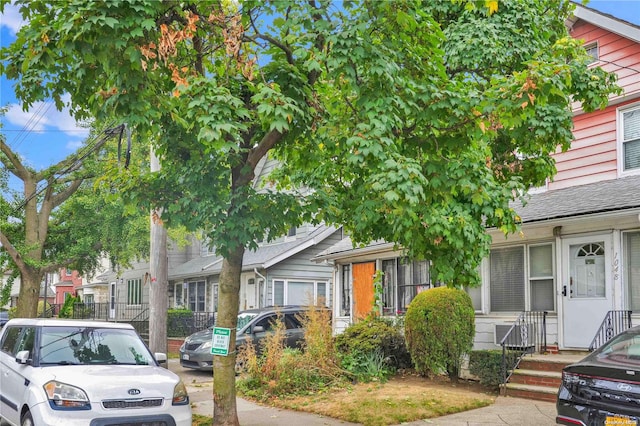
left=178, top=305, right=312, bottom=371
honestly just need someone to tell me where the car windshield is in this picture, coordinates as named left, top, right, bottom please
left=236, top=313, right=259, bottom=331
left=595, top=331, right=640, bottom=365
left=38, top=326, right=156, bottom=366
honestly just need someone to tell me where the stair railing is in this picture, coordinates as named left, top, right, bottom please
left=500, top=311, right=548, bottom=392
left=588, top=310, right=632, bottom=352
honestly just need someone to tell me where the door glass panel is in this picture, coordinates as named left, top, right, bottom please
left=571, top=242, right=605, bottom=298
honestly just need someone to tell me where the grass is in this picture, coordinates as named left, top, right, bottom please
left=233, top=372, right=497, bottom=426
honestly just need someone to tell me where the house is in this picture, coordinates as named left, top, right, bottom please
left=103, top=156, right=341, bottom=321
left=167, top=224, right=342, bottom=313
left=52, top=268, right=83, bottom=305
left=315, top=4, right=640, bottom=352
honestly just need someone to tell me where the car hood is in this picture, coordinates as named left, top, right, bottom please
left=185, top=328, right=213, bottom=344
left=36, top=365, right=180, bottom=401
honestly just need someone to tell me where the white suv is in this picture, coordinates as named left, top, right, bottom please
left=0, top=318, right=192, bottom=426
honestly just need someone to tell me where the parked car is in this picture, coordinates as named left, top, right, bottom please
left=179, top=305, right=314, bottom=371
left=0, top=311, right=9, bottom=327
left=0, top=318, right=192, bottom=426
left=557, top=325, right=640, bottom=426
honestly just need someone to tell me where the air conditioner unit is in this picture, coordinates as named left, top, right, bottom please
left=494, top=323, right=535, bottom=349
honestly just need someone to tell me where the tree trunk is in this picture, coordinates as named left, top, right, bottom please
left=212, top=244, right=244, bottom=426
left=16, top=268, right=43, bottom=318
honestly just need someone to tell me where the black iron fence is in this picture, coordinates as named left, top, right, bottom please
left=589, top=310, right=633, bottom=352
left=500, top=311, right=548, bottom=391
left=43, top=302, right=214, bottom=338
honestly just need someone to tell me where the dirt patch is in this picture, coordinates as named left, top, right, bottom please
left=266, top=373, right=498, bottom=426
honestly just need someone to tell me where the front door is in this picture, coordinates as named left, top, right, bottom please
left=109, top=281, right=116, bottom=319
left=352, top=262, right=375, bottom=320
left=561, top=235, right=613, bottom=348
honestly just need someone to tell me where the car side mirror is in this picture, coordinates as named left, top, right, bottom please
left=155, top=353, right=167, bottom=364
left=252, top=325, right=265, bottom=334
left=15, top=350, right=30, bottom=365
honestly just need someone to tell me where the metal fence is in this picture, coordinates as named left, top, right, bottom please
left=43, top=303, right=215, bottom=338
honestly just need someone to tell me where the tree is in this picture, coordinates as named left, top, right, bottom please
left=0, top=123, right=150, bottom=317
left=1, top=1, right=619, bottom=425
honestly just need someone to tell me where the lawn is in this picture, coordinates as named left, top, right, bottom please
left=190, top=372, right=497, bottom=426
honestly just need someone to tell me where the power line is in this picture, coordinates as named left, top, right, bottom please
left=11, top=123, right=125, bottom=214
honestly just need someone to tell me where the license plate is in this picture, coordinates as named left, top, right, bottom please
left=606, top=415, right=637, bottom=426
left=182, top=354, right=189, bottom=361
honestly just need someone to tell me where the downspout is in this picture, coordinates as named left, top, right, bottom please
left=254, top=268, right=267, bottom=307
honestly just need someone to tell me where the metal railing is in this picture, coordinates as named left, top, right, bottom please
left=43, top=302, right=214, bottom=338
left=588, top=310, right=633, bottom=352
left=500, top=311, right=548, bottom=391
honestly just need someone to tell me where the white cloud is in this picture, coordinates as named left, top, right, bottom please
left=5, top=100, right=89, bottom=138
left=0, top=4, right=27, bottom=35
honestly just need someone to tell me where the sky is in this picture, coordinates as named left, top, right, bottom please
left=0, top=1, right=639, bottom=172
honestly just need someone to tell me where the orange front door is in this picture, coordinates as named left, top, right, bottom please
left=352, top=262, right=375, bottom=320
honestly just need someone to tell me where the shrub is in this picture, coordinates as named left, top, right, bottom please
left=58, top=295, right=81, bottom=318
left=237, top=305, right=344, bottom=399
left=404, top=287, right=475, bottom=382
left=335, top=314, right=412, bottom=381
left=167, top=309, right=194, bottom=337
left=468, top=350, right=503, bottom=389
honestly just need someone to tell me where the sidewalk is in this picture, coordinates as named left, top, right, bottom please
left=171, top=360, right=557, bottom=425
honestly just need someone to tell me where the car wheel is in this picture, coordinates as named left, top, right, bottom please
left=21, top=410, right=34, bottom=426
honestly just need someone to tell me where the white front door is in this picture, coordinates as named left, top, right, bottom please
left=561, top=235, right=613, bottom=348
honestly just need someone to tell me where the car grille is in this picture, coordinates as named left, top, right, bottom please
left=184, top=342, right=201, bottom=351
left=102, top=398, right=163, bottom=409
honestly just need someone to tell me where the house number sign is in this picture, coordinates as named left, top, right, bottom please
left=211, top=327, right=231, bottom=356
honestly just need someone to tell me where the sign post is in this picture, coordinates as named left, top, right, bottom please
left=211, top=327, right=231, bottom=356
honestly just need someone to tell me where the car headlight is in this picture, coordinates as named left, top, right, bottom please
left=179, top=341, right=186, bottom=351
left=43, top=380, right=90, bottom=410
left=172, top=380, right=189, bottom=406
left=199, top=341, right=212, bottom=351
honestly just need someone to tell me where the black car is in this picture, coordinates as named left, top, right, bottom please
left=179, top=305, right=315, bottom=371
left=0, top=310, right=9, bottom=327
left=557, top=325, right=640, bottom=426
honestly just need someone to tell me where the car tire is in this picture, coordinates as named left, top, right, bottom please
left=20, top=410, right=34, bottom=426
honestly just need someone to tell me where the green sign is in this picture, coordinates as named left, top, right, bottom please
left=211, top=327, right=231, bottom=356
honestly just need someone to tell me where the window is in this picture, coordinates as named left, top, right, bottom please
left=341, top=265, right=351, bottom=316
left=381, top=258, right=431, bottom=315
left=127, top=278, right=142, bottom=305
left=584, top=42, right=599, bottom=64
left=529, top=244, right=554, bottom=311
left=287, top=227, right=297, bottom=237
left=621, top=105, right=640, bottom=173
left=272, top=279, right=329, bottom=306
left=625, top=231, right=640, bottom=310
left=489, top=244, right=554, bottom=312
left=187, top=281, right=206, bottom=312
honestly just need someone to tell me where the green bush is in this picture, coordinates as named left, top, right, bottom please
left=335, top=314, right=412, bottom=381
left=58, top=295, right=81, bottom=318
left=404, top=287, right=475, bottom=382
left=468, top=350, right=503, bottom=388
left=167, top=309, right=194, bottom=337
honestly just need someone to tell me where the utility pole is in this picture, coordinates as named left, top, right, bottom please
left=149, top=146, right=168, bottom=354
